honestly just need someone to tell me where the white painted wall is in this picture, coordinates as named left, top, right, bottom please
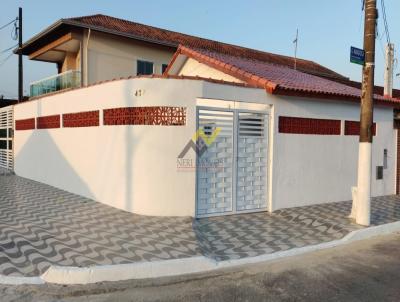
left=270, top=96, right=395, bottom=210
left=14, top=78, right=201, bottom=216
left=200, top=82, right=396, bottom=211
left=178, top=57, right=245, bottom=84
left=187, top=61, right=397, bottom=211
left=14, top=78, right=397, bottom=216
left=86, top=31, right=174, bottom=84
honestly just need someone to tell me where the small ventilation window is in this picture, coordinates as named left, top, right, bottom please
left=239, top=115, right=265, bottom=137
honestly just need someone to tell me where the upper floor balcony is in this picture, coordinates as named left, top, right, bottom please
left=30, top=70, right=81, bottom=98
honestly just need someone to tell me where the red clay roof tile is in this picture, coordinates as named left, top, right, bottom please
left=63, top=14, right=347, bottom=81
left=174, top=45, right=400, bottom=106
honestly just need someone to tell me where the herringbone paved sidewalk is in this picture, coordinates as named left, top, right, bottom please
left=1, top=169, right=400, bottom=276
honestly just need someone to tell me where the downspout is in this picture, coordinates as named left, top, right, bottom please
left=83, top=28, right=91, bottom=86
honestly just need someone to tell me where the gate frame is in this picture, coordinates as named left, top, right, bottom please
left=195, top=100, right=271, bottom=218
left=0, top=105, right=14, bottom=171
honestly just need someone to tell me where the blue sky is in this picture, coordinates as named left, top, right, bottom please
left=0, top=0, right=399, bottom=98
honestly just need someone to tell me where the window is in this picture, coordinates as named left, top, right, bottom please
left=137, top=60, right=154, bottom=75
left=162, top=64, right=169, bottom=74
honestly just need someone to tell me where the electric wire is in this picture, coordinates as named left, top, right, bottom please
left=0, top=18, right=16, bottom=31
left=1, top=43, right=18, bottom=54
left=0, top=53, right=13, bottom=67
left=11, top=20, right=18, bottom=40
left=380, top=0, right=390, bottom=44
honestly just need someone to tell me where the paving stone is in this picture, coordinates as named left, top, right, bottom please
left=0, top=168, right=400, bottom=276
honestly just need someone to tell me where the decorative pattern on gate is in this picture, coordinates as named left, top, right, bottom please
left=103, top=107, right=186, bottom=126
left=344, top=120, right=376, bottom=136
left=63, top=110, right=100, bottom=128
left=196, top=109, right=234, bottom=216
left=15, top=118, right=35, bottom=130
left=37, top=115, right=60, bottom=129
left=236, top=112, right=268, bottom=211
left=278, top=116, right=341, bottom=135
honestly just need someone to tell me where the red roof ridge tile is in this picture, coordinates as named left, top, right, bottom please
left=169, top=45, right=400, bottom=107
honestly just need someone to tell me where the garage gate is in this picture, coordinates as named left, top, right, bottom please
left=196, top=107, right=269, bottom=217
left=0, top=106, right=13, bottom=170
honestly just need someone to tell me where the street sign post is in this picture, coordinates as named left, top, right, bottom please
left=350, top=46, right=365, bottom=65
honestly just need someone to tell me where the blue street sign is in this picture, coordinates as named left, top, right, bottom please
left=350, top=46, right=365, bottom=65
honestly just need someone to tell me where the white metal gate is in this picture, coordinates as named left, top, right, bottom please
left=0, top=106, right=13, bottom=170
left=196, top=107, right=269, bottom=217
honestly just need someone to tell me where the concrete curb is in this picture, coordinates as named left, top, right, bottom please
left=1, top=221, right=400, bottom=285
left=0, top=275, right=44, bottom=285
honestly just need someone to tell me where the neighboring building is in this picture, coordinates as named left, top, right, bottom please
left=0, top=97, right=18, bottom=108
left=9, top=14, right=400, bottom=218
left=20, top=14, right=348, bottom=98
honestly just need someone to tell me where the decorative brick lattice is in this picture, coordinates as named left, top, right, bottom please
left=15, top=118, right=35, bottom=130
left=63, top=110, right=99, bottom=128
left=278, top=116, right=341, bottom=135
left=103, top=106, right=186, bottom=126
left=344, top=120, right=376, bottom=136
left=36, top=115, right=60, bottom=129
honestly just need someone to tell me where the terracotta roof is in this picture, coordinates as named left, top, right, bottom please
left=169, top=45, right=400, bottom=107
left=22, top=13, right=347, bottom=81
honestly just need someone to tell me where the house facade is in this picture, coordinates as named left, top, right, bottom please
left=7, top=14, right=400, bottom=218
left=20, top=14, right=348, bottom=98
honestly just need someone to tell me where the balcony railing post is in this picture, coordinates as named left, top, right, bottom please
left=29, top=70, right=81, bottom=97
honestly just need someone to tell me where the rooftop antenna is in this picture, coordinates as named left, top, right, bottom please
left=293, top=29, right=299, bottom=70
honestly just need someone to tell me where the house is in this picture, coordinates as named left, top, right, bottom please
left=20, top=14, right=348, bottom=98
left=9, top=14, right=400, bottom=218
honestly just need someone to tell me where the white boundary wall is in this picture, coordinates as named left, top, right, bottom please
left=14, top=78, right=200, bottom=216
left=14, top=78, right=397, bottom=216
left=201, top=84, right=397, bottom=211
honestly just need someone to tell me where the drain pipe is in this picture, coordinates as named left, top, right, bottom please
left=83, top=28, right=91, bottom=86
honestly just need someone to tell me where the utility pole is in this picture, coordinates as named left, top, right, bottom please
left=293, top=29, right=298, bottom=70
left=353, top=0, right=377, bottom=226
left=18, top=7, right=23, bottom=102
left=384, top=43, right=394, bottom=97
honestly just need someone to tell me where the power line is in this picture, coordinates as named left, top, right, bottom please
left=0, top=18, right=16, bottom=31
left=376, top=25, right=386, bottom=59
left=380, top=0, right=390, bottom=44
left=11, top=20, right=18, bottom=40
left=1, top=43, right=18, bottom=54
left=0, top=53, right=13, bottom=67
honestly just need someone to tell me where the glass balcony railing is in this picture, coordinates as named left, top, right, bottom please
left=30, top=70, right=81, bottom=98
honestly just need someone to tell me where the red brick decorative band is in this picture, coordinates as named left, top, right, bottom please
left=37, top=115, right=60, bottom=129
left=103, top=106, right=186, bottom=126
left=15, top=118, right=35, bottom=130
left=63, top=110, right=99, bottom=128
left=344, top=121, right=376, bottom=136
left=279, top=116, right=341, bottom=135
